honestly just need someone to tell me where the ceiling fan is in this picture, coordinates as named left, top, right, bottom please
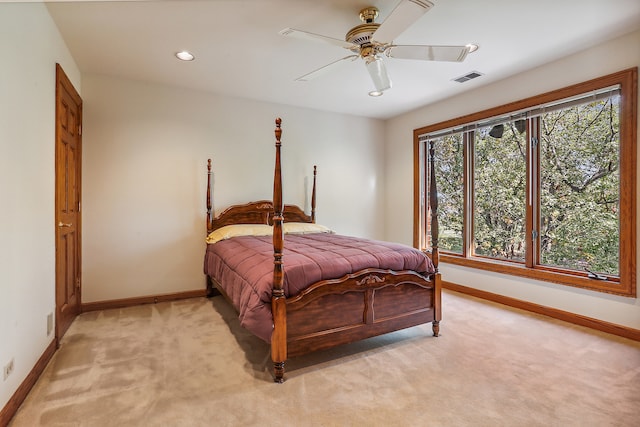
left=279, top=0, right=478, bottom=96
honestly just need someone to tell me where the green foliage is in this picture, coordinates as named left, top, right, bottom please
left=540, top=98, right=620, bottom=274
left=474, top=123, right=526, bottom=261
left=432, top=134, right=464, bottom=253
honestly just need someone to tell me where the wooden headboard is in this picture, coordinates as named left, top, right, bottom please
left=206, top=160, right=317, bottom=234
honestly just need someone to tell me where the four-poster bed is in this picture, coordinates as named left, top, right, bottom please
left=203, top=118, right=441, bottom=382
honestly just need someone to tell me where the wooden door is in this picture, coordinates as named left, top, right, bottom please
left=55, top=64, right=82, bottom=341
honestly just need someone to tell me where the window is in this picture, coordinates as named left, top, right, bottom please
left=539, top=96, right=621, bottom=275
left=431, top=133, right=464, bottom=254
left=414, top=69, right=637, bottom=296
left=474, top=119, right=527, bottom=262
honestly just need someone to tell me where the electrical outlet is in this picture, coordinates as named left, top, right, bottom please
left=47, top=312, right=54, bottom=336
left=3, top=358, right=14, bottom=381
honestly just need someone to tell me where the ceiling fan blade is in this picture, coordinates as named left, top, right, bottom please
left=279, top=28, right=357, bottom=50
left=371, top=0, right=434, bottom=44
left=386, top=45, right=471, bottom=62
left=365, top=57, right=392, bottom=93
left=295, top=55, right=359, bottom=81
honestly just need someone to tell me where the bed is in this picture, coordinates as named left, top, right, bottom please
left=204, top=118, right=441, bottom=382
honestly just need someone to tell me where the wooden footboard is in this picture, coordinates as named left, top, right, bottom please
left=285, top=269, right=441, bottom=358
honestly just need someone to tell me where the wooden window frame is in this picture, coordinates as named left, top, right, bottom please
left=413, top=68, right=637, bottom=297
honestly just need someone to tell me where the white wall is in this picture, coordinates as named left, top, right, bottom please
left=0, top=2, right=80, bottom=411
left=385, top=30, right=640, bottom=330
left=81, top=75, right=385, bottom=302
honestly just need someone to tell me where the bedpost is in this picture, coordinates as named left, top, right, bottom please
left=271, top=118, right=287, bottom=383
left=429, top=140, right=439, bottom=271
left=207, top=159, right=213, bottom=234
left=311, top=165, right=317, bottom=223
left=429, top=139, right=441, bottom=337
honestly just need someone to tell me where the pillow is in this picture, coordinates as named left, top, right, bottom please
left=283, top=222, right=333, bottom=235
left=206, top=224, right=272, bottom=244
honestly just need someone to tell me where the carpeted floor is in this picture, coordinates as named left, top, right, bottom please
left=9, top=290, right=640, bottom=426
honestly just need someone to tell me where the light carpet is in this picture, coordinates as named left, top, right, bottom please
left=9, top=290, right=640, bottom=426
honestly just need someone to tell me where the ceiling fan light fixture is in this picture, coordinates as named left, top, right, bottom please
left=365, top=56, right=391, bottom=93
left=175, top=51, right=195, bottom=61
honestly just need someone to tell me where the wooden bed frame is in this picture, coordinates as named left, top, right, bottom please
left=206, top=118, right=441, bottom=382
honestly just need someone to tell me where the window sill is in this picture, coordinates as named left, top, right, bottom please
left=439, top=253, right=635, bottom=297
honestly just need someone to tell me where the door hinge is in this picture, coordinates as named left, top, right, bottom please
left=78, top=124, right=82, bottom=136
left=531, top=136, right=538, bottom=147
left=532, top=230, right=538, bottom=240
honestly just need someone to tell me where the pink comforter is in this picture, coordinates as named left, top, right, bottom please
left=204, top=233, right=435, bottom=342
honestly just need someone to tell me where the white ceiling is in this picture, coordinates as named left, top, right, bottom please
left=31, top=0, right=640, bottom=119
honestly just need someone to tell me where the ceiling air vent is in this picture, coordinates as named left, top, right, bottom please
left=453, top=71, right=484, bottom=83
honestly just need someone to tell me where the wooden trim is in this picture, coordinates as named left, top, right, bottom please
left=0, top=339, right=56, bottom=426
left=617, top=67, right=637, bottom=297
left=413, top=130, right=421, bottom=249
left=441, top=254, right=629, bottom=296
left=524, top=118, right=534, bottom=268
left=81, top=289, right=207, bottom=313
left=463, top=132, right=472, bottom=257
left=465, top=131, right=474, bottom=257
left=443, top=281, right=640, bottom=342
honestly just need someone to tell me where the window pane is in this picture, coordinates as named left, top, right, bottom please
left=539, top=96, right=620, bottom=275
left=474, top=121, right=527, bottom=261
left=430, top=134, right=464, bottom=253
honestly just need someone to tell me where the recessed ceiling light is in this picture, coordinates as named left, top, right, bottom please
left=368, top=90, right=384, bottom=97
left=175, top=51, right=195, bottom=61
left=466, top=44, right=479, bottom=53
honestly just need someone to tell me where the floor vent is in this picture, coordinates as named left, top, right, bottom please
left=453, top=71, right=484, bottom=83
